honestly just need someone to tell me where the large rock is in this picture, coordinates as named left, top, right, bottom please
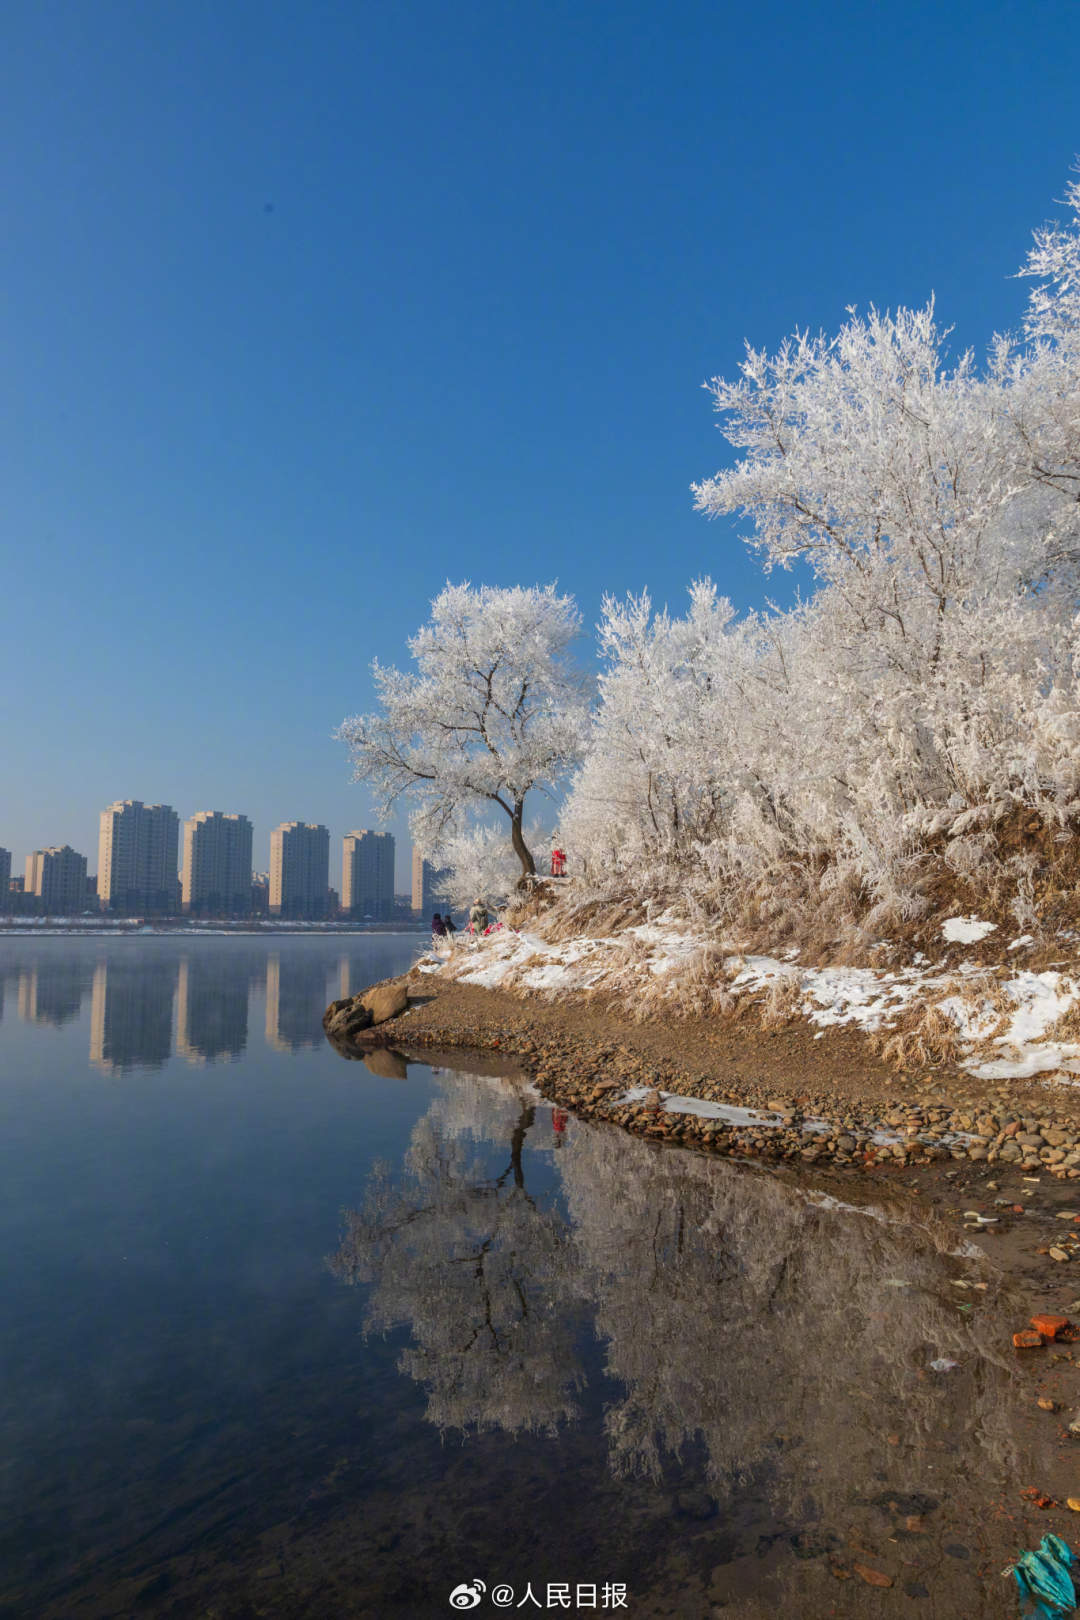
left=361, top=979, right=410, bottom=1026
left=322, top=977, right=409, bottom=1042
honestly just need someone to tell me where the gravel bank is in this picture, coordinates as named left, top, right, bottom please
left=325, top=973, right=1080, bottom=1179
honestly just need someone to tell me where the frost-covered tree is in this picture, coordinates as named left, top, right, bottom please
left=560, top=171, right=1080, bottom=931
left=337, top=583, right=590, bottom=881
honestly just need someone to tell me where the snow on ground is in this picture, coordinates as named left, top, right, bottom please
left=728, top=955, right=928, bottom=1030
left=430, top=913, right=1080, bottom=1088
left=941, top=916, right=998, bottom=943
left=614, top=1085, right=975, bottom=1150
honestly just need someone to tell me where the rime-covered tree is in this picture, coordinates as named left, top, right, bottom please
left=337, top=583, right=590, bottom=881
left=561, top=171, right=1080, bottom=931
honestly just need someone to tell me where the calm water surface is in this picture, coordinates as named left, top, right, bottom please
left=0, top=938, right=1047, bottom=1618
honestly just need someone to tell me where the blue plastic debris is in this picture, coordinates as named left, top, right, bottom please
left=1012, top=1534, right=1077, bottom=1618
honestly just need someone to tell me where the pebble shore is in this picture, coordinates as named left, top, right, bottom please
left=331, top=977, right=1080, bottom=1179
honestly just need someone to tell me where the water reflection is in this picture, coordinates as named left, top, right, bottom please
left=333, top=1077, right=585, bottom=1434
left=16, top=958, right=95, bottom=1026
left=0, top=969, right=1049, bottom=1618
left=176, top=954, right=250, bottom=1064
left=332, top=1065, right=1037, bottom=1614
left=0, top=936, right=421, bottom=1072
left=265, top=950, right=337, bottom=1052
left=89, top=956, right=178, bottom=1074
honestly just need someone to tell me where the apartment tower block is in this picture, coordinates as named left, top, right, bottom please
left=182, top=811, right=254, bottom=915
left=98, top=800, right=180, bottom=914
left=269, top=821, right=330, bottom=919
left=342, top=830, right=395, bottom=921
left=25, top=845, right=89, bottom=914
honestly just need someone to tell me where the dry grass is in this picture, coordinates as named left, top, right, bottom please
left=1045, top=997, right=1080, bottom=1045
left=875, top=1003, right=971, bottom=1070
left=628, top=942, right=736, bottom=1021
left=539, top=806, right=1080, bottom=970
left=536, top=892, right=649, bottom=943
left=756, top=971, right=805, bottom=1029
left=873, top=971, right=1015, bottom=1070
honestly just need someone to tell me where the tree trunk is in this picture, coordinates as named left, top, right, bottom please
left=510, top=800, right=535, bottom=879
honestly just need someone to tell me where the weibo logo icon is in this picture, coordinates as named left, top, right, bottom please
left=449, top=1580, right=487, bottom=1609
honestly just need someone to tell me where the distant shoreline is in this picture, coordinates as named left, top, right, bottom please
left=0, top=920, right=430, bottom=937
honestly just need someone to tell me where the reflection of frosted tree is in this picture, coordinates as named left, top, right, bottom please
left=558, top=1127, right=1028, bottom=1513
left=331, top=1071, right=1046, bottom=1615
left=330, top=1073, right=585, bottom=1435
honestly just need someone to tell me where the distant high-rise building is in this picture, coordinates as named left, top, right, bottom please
left=411, top=845, right=447, bottom=915
left=181, top=811, right=253, bottom=915
left=0, top=849, right=10, bottom=897
left=98, top=801, right=180, bottom=914
left=251, top=872, right=270, bottom=915
left=342, top=830, right=395, bottom=920
left=25, top=845, right=89, bottom=914
left=269, top=822, right=330, bottom=919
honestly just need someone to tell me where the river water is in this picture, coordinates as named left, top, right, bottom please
left=0, top=936, right=1049, bottom=1618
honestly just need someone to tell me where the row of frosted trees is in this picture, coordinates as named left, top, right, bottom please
left=342, top=175, right=1080, bottom=930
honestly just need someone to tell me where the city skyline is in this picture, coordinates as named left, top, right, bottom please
left=1, top=808, right=444, bottom=917
left=1, top=804, right=417, bottom=899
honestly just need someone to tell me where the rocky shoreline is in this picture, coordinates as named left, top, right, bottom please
left=324, top=973, right=1080, bottom=1180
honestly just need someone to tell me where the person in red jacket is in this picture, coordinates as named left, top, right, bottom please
left=550, top=846, right=566, bottom=877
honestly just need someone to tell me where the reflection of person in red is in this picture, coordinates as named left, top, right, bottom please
left=551, top=1108, right=568, bottom=1144
left=550, top=846, right=566, bottom=877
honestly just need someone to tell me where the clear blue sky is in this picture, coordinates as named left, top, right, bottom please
left=2, top=0, right=1077, bottom=887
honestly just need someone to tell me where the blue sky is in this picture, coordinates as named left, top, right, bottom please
left=2, top=0, right=1078, bottom=887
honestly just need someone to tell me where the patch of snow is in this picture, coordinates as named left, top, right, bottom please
left=617, top=1086, right=850, bottom=1142
left=1008, top=934, right=1035, bottom=951
left=971, top=1045, right=1080, bottom=1080
left=617, top=1086, right=785, bottom=1128
left=963, top=970, right=1080, bottom=1078
left=941, top=916, right=998, bottom=943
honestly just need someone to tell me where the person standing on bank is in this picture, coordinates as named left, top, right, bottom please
left=431, top=912, right=447, bottom=941
left=469, top=896, right=489, bottom=935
